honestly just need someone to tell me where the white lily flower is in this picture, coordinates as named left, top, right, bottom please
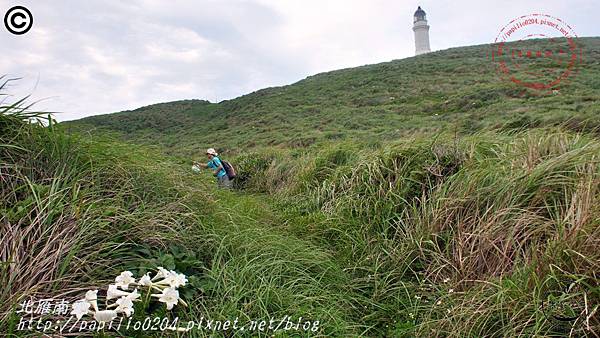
left=70, top=300, right=90, bottom=320
left=85, top=290, right=98, bottom=301
left=107, top=284, right=131, bottom=300
left=170, top=271, right=188, bottom=288
left=126, top=288, right=141, bottom=301
left=85, top=290, right=99, bottom=311
left=153, top=287, right=179, bottom=310
left=155, top=271, right=187, bottom=289
left=115, top=296, right=134, bottom=317
left=152, top=267, right=171, bottom=281
left=94, top=310, right=118, bottom=324
left=115, top=271, right=136, bottom=290
left=138, top=273, right=152, bottom=286
left=156, top=275, right=174, bottom=286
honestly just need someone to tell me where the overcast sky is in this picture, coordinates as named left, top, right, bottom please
left=1, top=0, right=598, bottom=121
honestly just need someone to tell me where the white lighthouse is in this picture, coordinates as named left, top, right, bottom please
left=412, top=6, right=431, bottom=55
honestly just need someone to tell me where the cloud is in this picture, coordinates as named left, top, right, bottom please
left=0, top=0, right=598, bottom=121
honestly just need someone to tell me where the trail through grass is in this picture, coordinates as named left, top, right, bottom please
left=187, top=181, right=365, bottom=336
left=185, top=173, right=434, bottom=337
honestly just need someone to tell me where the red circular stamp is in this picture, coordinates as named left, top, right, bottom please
left=490, top=14, right=582, bottom=93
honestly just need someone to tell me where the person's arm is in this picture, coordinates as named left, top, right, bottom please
left=212, top=158, right=223, bottom=175
left=213, top=165, right=223, bottom=175
left=193, top=161, right=209, bottom=168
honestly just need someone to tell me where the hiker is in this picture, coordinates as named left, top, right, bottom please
left=194, top=148, right=232, bottom=189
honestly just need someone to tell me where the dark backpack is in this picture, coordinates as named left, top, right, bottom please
left=216, top=157, right=236, bottom=180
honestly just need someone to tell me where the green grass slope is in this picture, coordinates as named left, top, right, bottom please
left=66, top=37, right=600, bottom=156
left=7, top=109, right=600, bottom=336
left=1, top=93, right=359, bottom=337
left=7, top=37, right=600, bottom=337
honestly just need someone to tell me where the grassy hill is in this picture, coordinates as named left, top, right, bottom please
left=66, top=37, right=600, bottom=156
left=4, top=38, right=600, bottom=337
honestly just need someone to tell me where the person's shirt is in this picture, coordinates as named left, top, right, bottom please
left=207, top=156, right=227, bottom=178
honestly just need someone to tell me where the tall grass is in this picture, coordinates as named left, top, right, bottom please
left=0, top=90, right=207, bottom=333
left=233, top=129, right=600, bottom=336
left=190, top=191, right=358, bottom=336
left=5, top=82, right=599, bottom=336
left=1, top=88, right=367, bottom=337
left=398, top=131, right=600, bottom=336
